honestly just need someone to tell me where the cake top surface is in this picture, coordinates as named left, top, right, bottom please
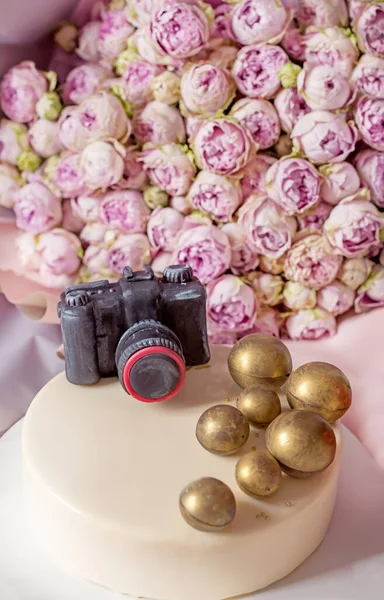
left=23, top=345, right=341, bottom=542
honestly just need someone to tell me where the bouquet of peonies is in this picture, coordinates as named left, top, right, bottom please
left=1, top=0, right=384, bottom=341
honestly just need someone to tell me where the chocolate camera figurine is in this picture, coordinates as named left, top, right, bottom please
left=57, top=264, right=210, bottom=403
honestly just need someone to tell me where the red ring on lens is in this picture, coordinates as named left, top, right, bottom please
left=122, top=346, right=186, bottom=403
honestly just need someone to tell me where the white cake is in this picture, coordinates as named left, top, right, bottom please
left=22, top=345, right=342, bottom=600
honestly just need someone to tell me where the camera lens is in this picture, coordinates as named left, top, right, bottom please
left=115, top=320, right=186, bottom=403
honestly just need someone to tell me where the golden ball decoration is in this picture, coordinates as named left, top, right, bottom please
left=265, top=410, right=337, bottom=478
left=228, top=334, right=292, bottom=391
left=196, top=405, right=250, bottom=456
left=236, top=386, right=281, bottom=426
left=179, top=477, right=236, bottom=532
left=235, top=451, right=281, bottom=497
left=286, top=362, right=352, bottom=423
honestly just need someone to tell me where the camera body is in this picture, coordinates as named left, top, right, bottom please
left=58, top=264, right=210, bottom=402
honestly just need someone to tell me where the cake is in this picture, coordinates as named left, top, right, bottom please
left=22, top=266, right=346, bottom=599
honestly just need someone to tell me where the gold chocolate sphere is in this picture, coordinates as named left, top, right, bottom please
left=265, top=410, right=336, bottom=477
left=228, top=334, right=292, bottom=391
left=286, top=362, right=352, bottom=423
left=196, top=405, right=250, bottom=455
left=179, top=477, right=236, bottom=532
left=235, top=451, right=281, bottom=497
left=236, top=386, right=281, bottom=426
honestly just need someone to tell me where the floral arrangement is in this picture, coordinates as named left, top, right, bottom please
left=1, top=0, right=384, bottom=342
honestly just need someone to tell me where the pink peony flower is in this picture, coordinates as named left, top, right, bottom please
left=286, top=308, right=337, bottom=340
left=0, top=61, right=48, bottom=123
left=121, top=60, right=163, bottom=108
left=0, top=163, right=21, bottom=209
left=13, top=182, right=62, bottom=234
left=134, top=26, right=185, bottom=69
left=241, top=307, right=281, bottom=338
left=324, top=189, right=384, bottom=258
left=338, top=256, right=373, bottom=290
left=231, top=0, right=292, bottom=46
left=355, top=264, right=384, bottom=313
left=97, top=9, right=135, bottom=59
left=297, top=64, right=354, bottom=111
left=320, top=161, right=361, bottom=206
left=297, top=201, right=333, bottom=233
left=266, top=158, right=321, bottom=216
left=76, top=21, right=102, bottom=62
left=193, top=118, right=256, bottom=176
left=351, top=54, right=384, bottom=100
left=99, top=190, right=150, bottom=233
left=354, top=2, right=384, bottom=58
left=207, top=274, right=257, bottom=332
left=116, top=147, right=148, bottom=190
left=133, top=101, right=185, bottom=145
left=187, top=171, right=242, bottom=222
left=354, top=149, right=384, bottom=209
left=58, top=92, right=131, bottom=152
left=291, top=110, right=358, bottom=165
left=62, top=199, right=84, bottom=234
left=80, top=140, right=125, bottom=190
left=28, top=120, right=63, bottom=159
left=240, top=154, right=277, bottom=200
left=180, top=62, right=236, bottom=118
left=354, top=96, right=384, bottom=151
left=147, top=207, right=184, bottom=249
left=79, top=223, right=108, bottom=247
left=140, top=144, right=196, bottom=196
left=238, top=195, right=296, bottom=259
left=46, top=152, right=88, bottom=199
left=249, top=272, right=284, bottom=307
left=281, top=23, right=308, bottom=63
left=62, top=64, right=111, bottom=105
left=174, top=224, right=231, bottom=284
left=317, top=281, right=355, bottom=316
left=305, top=26, right=359, bottom=77
left=37, top=228, right=82, bottom=277
left=149, top=1, right=211, bottom=59
left=151, top=250, right=174, bottom=276
left=71, top=195, right=102, bottom=223
left=230, top=98, right=280, bottom=150
left=170, top=195, right=191, bottom=215
left=283, top=281, right=317, bottom=310
left=107, top=233, right=151, bottom=274
left=0, top=119, right=29, bottom=165
left=232, top=44, right=289, bottom=99
left=274, top=88, right=311, bottom=134
left=221, top=222, right=259, bottom=275
left=296, top=0, right=348, bottom=29
left=284, top=234, right=342, bottom=290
